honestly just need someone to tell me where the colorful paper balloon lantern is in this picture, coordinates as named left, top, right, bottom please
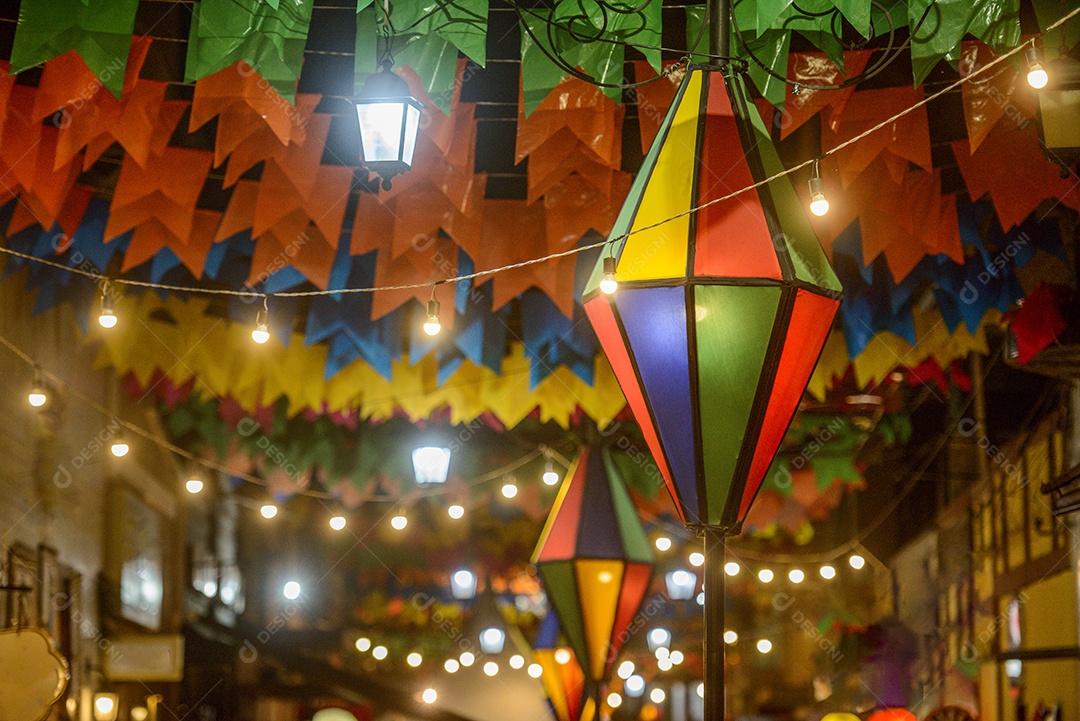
left=533, top=447, right=655, bottom=684
left=583, top=65, right=842, bottom=531
left=533, top=613, right=592, bottom=721
left=822, top=713, right=862, bottom=721
left=868, top=709, right=917, bottom=721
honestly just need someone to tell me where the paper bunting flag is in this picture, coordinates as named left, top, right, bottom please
left=122, top=210, right=223, bottom=278
left=542, top=175, right=629, bottom=252
left=9, top=0, right=140, bottom=98
left=217, top=94, right=322, bottom=184
left=907, top=0, right=1020, bottom=86
left=631, top=61, right=681, bottom=152
left=959, top=41, right=1036, bottom=153
left=105, top=147, right=215, bottom=243
left=533, top=447, right=653, bottom=682
left=1009, top=283, right=1071, bottom=364
left=190, top=62, right=311, bottom=145
left=253, top=161, right=353, bottom=251
left=184, top=0, right=314, bottom=102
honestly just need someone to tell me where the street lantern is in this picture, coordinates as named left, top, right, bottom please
left=581, top=1, right=842, bottom=718
left=450, top=569, right=477, bottom=600
left=354, top=64, right=423, bottom=190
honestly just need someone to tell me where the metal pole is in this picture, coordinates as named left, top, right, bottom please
left=708, top=0, right=731, bottom=63
left=703, top=527, right=726, bottom=721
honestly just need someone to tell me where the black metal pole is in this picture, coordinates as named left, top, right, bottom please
left=703, top=526, right=726, bottom=721
left=708, top=0, right=731, bottom=63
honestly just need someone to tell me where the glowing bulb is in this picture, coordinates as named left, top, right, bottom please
left=655, top=536, right=672, bottom=552
left=697, top=683, right=704, bottom=698
left=260, top=503, right=278, bottom=519
left=788, top=568, right=805, bottom=583
left=650, top=688, right=666, bottom=704
left=542, top=459, right=560, bottom=486
left=329, top=515, right=347, bottom=531
left=724, top=630, right=737, bottom=644
left=131, top=708, right=148, bottom=721
left=110, top=439, right=129, bottom=457
left=689, top=552, right=704, bottom=567
left=528, top=663, right=543, bottom=678
left=758, top=568, right=774, bottom=583
left=600, top=256, right=618, bottom=295
left=625, top=674, right=645, bottom=697
left=423, top=298, right=441, bottom=336
left=483, top=661, right=499, bottom=677
left=598, top=570, right=614, bottom=583
left=391, top=512, right=407, bottom=530
left=283, top=581, right=301, bottom=600
left=509, top=654, right=525, bottom=669
left=849, top=554, right=866, bottom=569
left=251, top=323, right=270, bottom=344
left=459, top=651, right=475, bottom=667
left=444, top=658, right=460, bottom=673
left=185, top=478, right=204, bottom=494
left=617, top=661, right=635, bottom=679
left=94, top=696, right=116, bottom=716
left=554, top=648, right=572, bottom=665
left=407, top=652, right=422, bottom=667
left=501, top=481, right=518, bottom=499
left=372, top=645, right=388, bottom=660
left=607, top=693, right=623, bottom=709
left=669, top=650, right=684, bottom=665
left=655, top=647, right=669, bottom=661
left=808, top=165, right=829, bottom=216
left=724, top=561, right=740, bottom=576
left=98, top=307, right=117, bottom=328
left=355, top=637, right=371, bottom=652
left=756, top=639, right=773, bottom=653
left=422, top=689, right=437, bottom=704
left=448, top=503, right=465, bottom=519
left=28, top=388, right=47, bottom=407
left=1026, top=46, right=1048, bottom=89
left=657, top=657, right=673, bottom=671
left=819, top=564, right=837, bottom=580
left=696, top=592, right=704, bottom=605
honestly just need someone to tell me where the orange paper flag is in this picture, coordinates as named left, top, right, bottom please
left=106, top=147, right=214, bottom=242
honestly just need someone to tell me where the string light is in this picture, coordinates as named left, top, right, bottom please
left=252, top=296, right=271, bottom=344
left=509, top=654, right=525, bottom=669
left=283, top=581, right=301, bottom=600
left=788, top=568, right=805, bottom=583
left=849, top=554, right=866, bottom=569
left=260, top=502, right=279, bottom=519
left=723, top=630, right=738, bottom=644
left=600, top=255, right=618, bottom=295
left=657, top=656, right=673, bottom=671
left=756, top=639, right=773, bottom=653
left=185, top=478, right=204, bottom=494
left=669, top=650, right=684, bottom=665
left=649, top=688, right=666, bottom=704
left=697, top=683, right=704, bottom=698
left=421, top=689, right=437, bottom=704
left=444, top=658, right=460, bottom=673
left=483, top=661, right=499, bottom=677
left=625, top=675, right=645, bottom=697
left=391, top=510, right=408, bottom=530
left=617, top=661, right=635, bottom=679
left=542, top=453, right=560, bottom=485
left=373, top=645, right=388, bottom=660
left=724, top=561, right=740, bottom=576
left=809, top=159, right=829, bottom=216
left=819, top=564, right=837, bottom=579
left=459, top=651, right=475, bottom=667
left=554, top=648, right=572, bottom=665
left=501, top=479, right=518, bottom=499
left=329, top=514, right=347, bottom=531
left=757, top=568, right=774, bottom=583
left=423, top=286, right=442, bottom=336
left=28, top=366, right=47, bottom=407
left=355, top=637, right=371, bottom=652
left=110, top=434, right=130, bottom=457
left=527, top=663, right=543, bottom=678
left=407, top=652, right=423, bottom=667
left=98, top=283, right=117, bottom=328
left=655, top=536, right=672, bottom=552
left=607, top=693, right=622, bottom=709
left=447, top=503, right=465, bottom=519
left=1025, top=43, right=1048, bottom=89
left=689, top=552, right=704, bottom=567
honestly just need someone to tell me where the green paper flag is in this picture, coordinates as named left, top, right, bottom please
left=908, top=0, right=1020, bottom=85
left=9, top=0, right=140, bottom=98
left=185, top=0, right=315, bottom=102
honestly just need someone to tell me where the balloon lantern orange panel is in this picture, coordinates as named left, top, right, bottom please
left=533, top=448, right=654, bottom=683
left=583, top=66, right=843, bottom=530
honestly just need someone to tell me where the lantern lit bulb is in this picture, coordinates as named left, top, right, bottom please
left=423, top=298, right=441, bottom=336
left=600, top=256, right=618, bottom=295
left=655, top=536, right=672, bottom=552
left=758, top=568, right=774, bottom=583
left=756, top=639, right=773, bottom=653
left=186, top=478, right=204, bottom=494
left=391, top=512, right=407, bottom=530
left=808, top=172, right=829, bottom=216
left=849, top=554, right=866, bottom=569
left=1026, top=46, right=1048, bottom=89
left=788, top=568, right=804, bottom=583
left=528, top=663, right=543, bottom=678
left=819, top=564, right=836, bottom=579
left=329, top=515, right=347, bottom=531
left=554, top=648, right=572, bottom=665
left=110, top=438, right=129, bottom=457
left=283, top=581, right=301, bottom=600
left=448, top=503, right=465, bottom=519
left=422, top=689, right=437, bottom=704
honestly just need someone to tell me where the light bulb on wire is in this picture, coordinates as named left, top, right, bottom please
left=252, top=296, right=270, bottom=344
left=501, top=479, right=518, bottom=499
left=1025, top=44, right=1048, bottom=89
left=391, top=510, right=408, bottom=530
left=808, top=159, right=829, bottom=216
left=110, top=433, right=129, bottom=457
left=98, top=283, right=117, bottom=328
left=329, top=514, right=347, bottom=531
left=447, top=503, right=465, bottom=519
left=260, top=502, right=278, bottom=519
left=542, top=452, right=560, bottom=486
left=423, top=285, right=442, bottom=336
left=28, top=366, right=48, bottom=408
left=600, top=255, right=618, bottom=295
left=185, top=477, right=204, bottom=494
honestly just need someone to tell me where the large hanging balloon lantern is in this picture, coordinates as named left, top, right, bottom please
left=532, top=447, right=655, bottom=685
left=533, top=612, right=591, bottom=721
left=581, top=2, right=842, bottom=717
